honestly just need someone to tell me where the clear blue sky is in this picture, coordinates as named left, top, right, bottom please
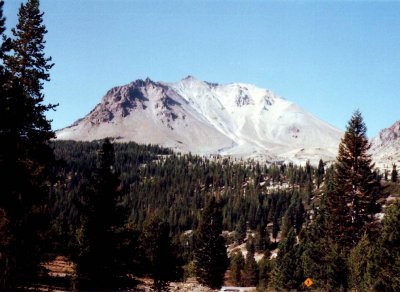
left=3, top=0, right=400, bottom=137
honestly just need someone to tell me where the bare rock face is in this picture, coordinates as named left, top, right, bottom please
left=370, top=120, right=400, bottom=169
left=92, top=79, right=152, bottom=123
left=374, top=120, right=400, bottom=144
left=56, top=76, right=344, bottom=164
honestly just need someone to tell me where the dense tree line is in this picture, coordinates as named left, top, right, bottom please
left=51, top=139, right=315, bottom=243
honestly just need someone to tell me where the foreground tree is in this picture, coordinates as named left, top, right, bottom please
left=366, top=200, right=400, bottom=290
left=348, top=233, right=374, bottom=290
left=243, top=239, right=259, bottom=287
left=300, top=167, right=348, bottom=290
left=330, top=110, right=380, bottom=249
left=141, top=216, right=178, bottom=292
left=5, top=0, right=54, bottom=99
left=0, top=0, right=55, bottom=288
left=258, top=253, right=274, bottom=290
left=194, top=196, right=229, bottom=289
left=74, top=139, right=120, bottom=289
left=0, top=0, right=7, bottom=65
left=229, top=251, right=245, bottom=286
left=273, top=228, right=303, bottom=290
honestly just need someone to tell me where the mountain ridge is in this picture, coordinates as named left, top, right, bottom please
left=56, top=76, right=344, bottom=164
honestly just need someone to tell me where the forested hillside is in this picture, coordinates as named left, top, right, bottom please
left=52, top=140, right=316, bottom=240
left=50, top=139, right=323, bottom=289
left=47, top=134, right=400, bottom=290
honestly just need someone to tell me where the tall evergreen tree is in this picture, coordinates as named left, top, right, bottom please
left=235, top=216, right=246, bottom=244
left=258, top=255, right=274, bottom=291
left=255, top=220, right=270, bottom=252
left=331, top=110, right=380, bottom=248
left=391, top=163, right=398, bottom=183
left=300, top=184, right=348, bottom=291
left=365, top=200, right=400, bottom=290
left=243, top=239, right=259, bottom=287
left=74, top=139, right=120, bottom=290
left=141, top=216, right=177, bottom=292
left=273, top=228, right=303, bottom=290
left=348, top=233, right=374, bottom=290
left=316, top=159, right=325, bottom=189
left=0, top=0, right=8, bottom=66
left=194, top=196, right=229, bottom=289
left=301, top=207, right=329, bottom=289
left=229, top=251, right=245, bottom=286
left=5, top=0, right=54, bottom=101
left=0, top=0, right=55, bottom=288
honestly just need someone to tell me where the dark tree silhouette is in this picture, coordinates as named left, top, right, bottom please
left=141, top=215, right=178, bottom=292
left=391, top=164, right=398, bottom=183
left=273, top=228, right=303, bottom=290
left=229, top=251, right=245, bottom=286
left=0, top=0, right=8, bottom=65
left=0, top=0, right=55, bottom=288
left=5, top=0, right=54, bottom=100
left=316, top=159, right=325, bottom=188
left=194, top=196, right=228, bottom=289
left=243, top=238, right=259, bottom=286
left=74, top=139, right=120, bottom=290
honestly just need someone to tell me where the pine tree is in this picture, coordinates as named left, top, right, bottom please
left=385, top=169, right=389, bottom=181
left=194, top=196, right=229, bottom=289
left=235, top=216, right=246, bottom=244
left=272, top=216, right=279, bottom=242
left=301, top=194, right=348, bottom=290
left=0, top=0, right=55, bottom=288
left=0, top=0, right=8, bottom=128
left=273, top=228, right=303, bottom=290
left=365, top=200, right=400, bottom=290
left=74, top=139, right=120, bottom=290
left=0, top=0, right=8, bottom=66
left=316, top=159, right=325, bottom=189
left=295, top=197, right=305, bottom=234
left=255, top=220, right=270, bottom=252
left=258, top=251, right=274, bottom=290
left=141, top=216, right=177, bottom=292
left=331, top=110, right=380, bottom=249
left=391, top=164, right=398, bottom=183
left=323, top=241, right=349, bottom=290
left=5, top=0, right=54, bottom=100
left=243, top=238, right=259, bottom=287
left=301, top=210, right=329, bottom=289
left=229, top=251, right=245, bottom=286
left=348, top=233, right=374, bottom=290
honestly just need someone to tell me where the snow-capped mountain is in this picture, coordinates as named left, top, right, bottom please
left=56, top=76, right=343, bottom=164
left=370, top=120, right=400, bottom=169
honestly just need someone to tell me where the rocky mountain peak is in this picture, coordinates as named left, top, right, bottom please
left=57, top=76, right=344, bottom=165
left=372, top=120, right=400, bottom=146
left=381, top=120, right=400, bottom=141
left=370, top=120, right=400, bottom=168
left=183, top=75, right=196, bottom=81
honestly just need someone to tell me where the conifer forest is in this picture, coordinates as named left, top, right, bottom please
left=1, top=1, right=400, bottom=291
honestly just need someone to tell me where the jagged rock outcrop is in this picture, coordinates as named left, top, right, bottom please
left=370, top=120, right=400, bottom=169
